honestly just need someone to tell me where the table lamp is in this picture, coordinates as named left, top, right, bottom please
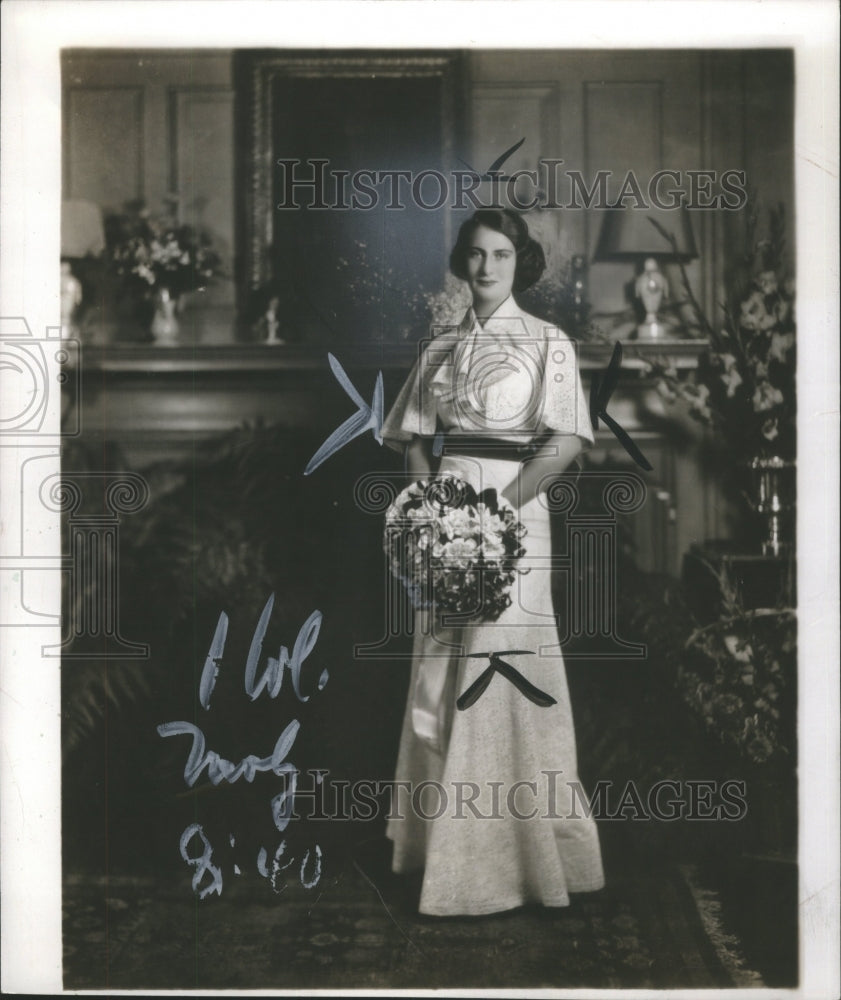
left=593, top=205, right=697, bottom=340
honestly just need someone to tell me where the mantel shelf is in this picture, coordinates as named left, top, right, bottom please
left=71, top=339, right=709, bottom=376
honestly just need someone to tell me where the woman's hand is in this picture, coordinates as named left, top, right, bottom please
left=501, top=434, right=584, bottom=509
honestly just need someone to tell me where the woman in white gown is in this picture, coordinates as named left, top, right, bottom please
left=381, top=208, right=605, bottom=916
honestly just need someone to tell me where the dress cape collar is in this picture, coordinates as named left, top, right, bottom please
left=457, top=295, right=531, bottom=338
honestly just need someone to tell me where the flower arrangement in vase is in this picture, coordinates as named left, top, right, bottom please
left=644, top=204, right=796, bottom=551
left=106, top=200, right=222, bottom=343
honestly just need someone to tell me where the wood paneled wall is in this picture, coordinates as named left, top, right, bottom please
left=61, top=48, right=794, bottom=567
left=62, top=48, right=794, bottom=325
left=63, top=50, right=235, bottom=309
left=468, top=49, right=794, bottom=334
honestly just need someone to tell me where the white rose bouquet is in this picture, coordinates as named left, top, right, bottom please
left=383, top=475, right=527, bottom=621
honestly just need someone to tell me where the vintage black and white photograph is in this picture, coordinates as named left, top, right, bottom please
left=1, top=2, right=838, bottom=996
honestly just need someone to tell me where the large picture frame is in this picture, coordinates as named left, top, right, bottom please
left=236, top=50, right=465, bottom=343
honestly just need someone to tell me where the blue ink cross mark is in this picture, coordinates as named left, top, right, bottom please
left=304, top=353, right=383, bottom=475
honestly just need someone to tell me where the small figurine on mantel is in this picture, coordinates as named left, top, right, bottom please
left=248, top=282, right=287, bottom=345
left=263, top=294, right=285, bottom=345
left=60, top=261, right=83, bottom=338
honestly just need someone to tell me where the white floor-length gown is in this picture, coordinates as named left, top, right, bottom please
left=381, top=296, right=605, bottom=916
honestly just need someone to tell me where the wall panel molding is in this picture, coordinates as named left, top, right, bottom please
left=168, top=86, right=236, bottom=304
left=65, top=86, right=144, bottom=210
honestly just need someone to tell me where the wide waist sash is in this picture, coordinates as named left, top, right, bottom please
left=439, top=435, right=540, bottom=462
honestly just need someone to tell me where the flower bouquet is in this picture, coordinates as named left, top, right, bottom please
left=383, top=475, right=527, bottom=620
left=107, top=203, right=222, bottom=298
left=646, top=204, right=796, bottom=462
left=642, top=205, right=796, bottom=551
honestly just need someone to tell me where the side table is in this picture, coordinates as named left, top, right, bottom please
left=682, top=540, right=796, bottom=621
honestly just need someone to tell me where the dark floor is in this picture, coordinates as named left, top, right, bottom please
left=63, top=822, right=787, bottom=991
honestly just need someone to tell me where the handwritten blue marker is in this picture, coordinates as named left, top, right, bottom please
left=197, top=597, right=327, bottom=708
left=244, top=595, right=326, bottom=702
left=160, top=595, right=331, bottom=898
left=199, top=611, right=228, bottom=710
left=157, top=718, right=300, bottom=787
left=304, top=353, right=383, bottom=475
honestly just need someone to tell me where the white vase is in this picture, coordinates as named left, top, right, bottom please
left=150, top=287, right=180, bottom=344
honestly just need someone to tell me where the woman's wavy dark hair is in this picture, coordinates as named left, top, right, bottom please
left=449, top=208, right=546, bottom=292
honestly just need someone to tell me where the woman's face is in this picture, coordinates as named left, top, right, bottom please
left=464, top=225, right=516, bottom=315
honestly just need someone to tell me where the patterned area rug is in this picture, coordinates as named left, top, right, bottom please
left=63, top=832, right=764, bottom=990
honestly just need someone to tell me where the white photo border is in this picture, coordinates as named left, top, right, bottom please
left=1, top=2, right=838, bottom=996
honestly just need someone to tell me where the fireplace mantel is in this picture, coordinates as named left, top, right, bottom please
left=68, top=338, right=706, bottom=469
left=66, top=337, right=710, bottom=577
left=74, top=339, right=707, bottom=375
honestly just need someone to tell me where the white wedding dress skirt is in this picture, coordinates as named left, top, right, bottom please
left=386, top=452, right=605, bottom=916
